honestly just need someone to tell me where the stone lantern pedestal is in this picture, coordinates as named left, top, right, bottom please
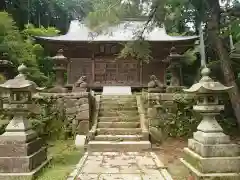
left=180, top=67, right=240, bottom=180
left=0, top=64, right=49, bottom=180
left=48, top=49, right=68, bottom=93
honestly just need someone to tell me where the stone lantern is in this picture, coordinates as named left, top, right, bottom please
left=230, top=42, right=240, bottom=61
left=180, top=67, right=240, bottom=179
left=49, top=49, right=68, bottom=93
left=165, top=47, right=184, bottom=92
left=0, top=64, right=49, bottom=179
left=0, top=53, right=14, bottom=81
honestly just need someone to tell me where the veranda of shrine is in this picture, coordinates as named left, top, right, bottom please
left=0, top=19, right=239, bottom=180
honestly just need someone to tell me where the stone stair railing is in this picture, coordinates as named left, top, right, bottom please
left=136, top=95, right=149, bottom=141
left=87, top=92, right=100, bottom=142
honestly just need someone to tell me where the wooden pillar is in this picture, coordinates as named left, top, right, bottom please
left=140, top=60, right=143, bottom=86
left=92, top=53, right=95, bottom=84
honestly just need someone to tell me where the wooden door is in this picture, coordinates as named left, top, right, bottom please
left=94, top=58, right=140, bottom=85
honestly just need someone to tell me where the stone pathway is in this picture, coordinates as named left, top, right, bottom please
left=68, top=151, right=173, bottom=180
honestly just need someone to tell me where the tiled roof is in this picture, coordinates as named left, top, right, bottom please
left=36, top=20, right=198, bottom=42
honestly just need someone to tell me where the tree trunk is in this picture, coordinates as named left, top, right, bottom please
left=0, top=0, right=6, bottom=10
left=206, top=0, right=240, bottom=128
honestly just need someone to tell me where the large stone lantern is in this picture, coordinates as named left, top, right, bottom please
left=180, top=67, right=240, bottom=180
left=0, top=64, right=49, bottom=179
left=49, top=49, right=68, bottom=93
left=164, top=47, right=184, bottom=92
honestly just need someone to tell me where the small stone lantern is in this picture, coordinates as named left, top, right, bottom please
left=0, top=53, right=14, bottom=81
left=180, top=67, right=240, bottom=179
left=0, top=64, right=49, bottom=179
left=230, top=42, right=240, bottom=61
left=49, top=49, right=68, bottom=93
left=164, top=47, right=184, bottom=92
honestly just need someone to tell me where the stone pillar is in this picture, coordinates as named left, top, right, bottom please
left=49, top=49, right=68, bottom=93
left=180, top=67, right=240, bottom=180
left=0, top=64, right=50, bottom=179
left=165, top=47, right=184, bottom=92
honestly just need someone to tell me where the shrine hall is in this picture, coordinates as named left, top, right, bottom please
left=36, top=20, right=198, bottom=89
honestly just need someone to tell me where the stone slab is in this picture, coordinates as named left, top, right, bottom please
left=188, top=138, right=240, bottom=157
left=88, top=141, right=151, bottom=152
left=102, top=86, right=132, bottom=95
left=0, top=158, right=51, bottom=180
left=193, top=131, right=230, bottom=144
left=183, top=148, right=240, bottom=173
left=180, top=158, right=240, bottom=180
left=68, top=152, right=172, bottom=180
left=0, top=138, right=44, bottom=157
left=0, top=147, right=47, bottom=173
left=75, top=135, right=86, bottom=149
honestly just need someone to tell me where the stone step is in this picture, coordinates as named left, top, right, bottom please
left=99, top=110, right=139, bottom=117
left=101, top=95, right=135, bottom=99
left=98, top=116, right=139, bottom=122
left=99, top=107, right=138, bottom=112
left=97, top=128, right=142, bottom=135
left=100, top=101, right=137, bottom=106
left=97, top=122, right=140, bottom=128
left=100, top=104, right=138, bottom=110
left=87, top=141, right=151, bottom=152
left=94, top=135, right=143, bottom=141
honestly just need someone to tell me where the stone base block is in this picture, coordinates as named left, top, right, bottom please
left=75, top=135, right=86, bottom=149
left=193, top=131, right=230, bottom=144
left=180, top=158, right=240, bottom=180
left=183, top=148, right=240, bottom=173
left=0, top=158, right=51, bottom=180
left=0, top=138, right=44, bottom=157
left=188, top=139, right=240, bottom=157
left=77, top=120, right=89, bottom=135
left=0, top=147, right=47, bottom=173
left=87, top=141, right=151, bottom=152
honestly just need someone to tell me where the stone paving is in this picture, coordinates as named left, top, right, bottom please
left=68, top=151, right=173, bottom=180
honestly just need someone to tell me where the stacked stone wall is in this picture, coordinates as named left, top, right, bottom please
left=36, top=92, right=91, bottom=136
left=144, top=93, right=197, bottom=142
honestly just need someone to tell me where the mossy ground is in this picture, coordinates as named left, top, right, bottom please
left=36, top=139, right=83, bottom=180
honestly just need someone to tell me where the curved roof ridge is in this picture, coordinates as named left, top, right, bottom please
left=35, top=20, right=198, bottom=42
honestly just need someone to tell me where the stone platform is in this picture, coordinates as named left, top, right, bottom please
left=102, top=86, right=132, bottom=95
left=67, top=151, right=173, bottom=180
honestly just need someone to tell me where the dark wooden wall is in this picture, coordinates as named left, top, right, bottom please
left=39, top=40, right=196, bottom=87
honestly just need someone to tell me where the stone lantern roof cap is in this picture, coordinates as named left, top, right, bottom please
left=0, top=64, right=42, bottom=91
left=183, top=67, right=233, bottom=93
left=52, top=49, right=67, bottom=60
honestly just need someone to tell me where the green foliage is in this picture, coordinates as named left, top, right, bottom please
left=22, top=24, right=60, bottom=37
left=4, top=0, right=92, bottom=31
left=0, top=11, right=49, bottom=85
left=118, top=40, right=152, bottom=63
left=86, top=0, right=148, bottom=31
left=159, top=94, right=201, bottom=137
left=31, top=97, right=70, bottom=141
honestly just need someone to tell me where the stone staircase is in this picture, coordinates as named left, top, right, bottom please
left=88, top=95, right=151, bottom=152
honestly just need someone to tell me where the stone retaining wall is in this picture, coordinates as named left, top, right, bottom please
left=145, top=93, right=196, bottom=142
left=36, top=92, right=90, bottom=135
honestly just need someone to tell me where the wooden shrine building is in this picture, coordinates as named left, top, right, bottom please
left=36, top=20, right=198, bottom=88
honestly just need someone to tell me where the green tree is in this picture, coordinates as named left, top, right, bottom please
left=85, top=0, right=240, bottom=128
left=0, top=11, right=49, bottom=85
